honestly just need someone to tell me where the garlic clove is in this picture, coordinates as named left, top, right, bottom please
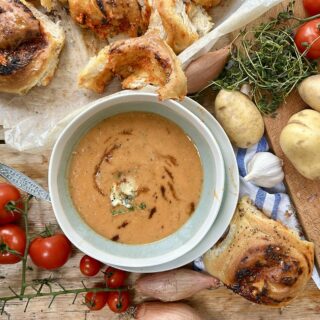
left=244, top=152, right=284, bottom=188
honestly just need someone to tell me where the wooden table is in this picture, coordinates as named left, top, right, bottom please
left=1, top=1, right=320, bottom=317
left=1, top=123, right=320, bottom=320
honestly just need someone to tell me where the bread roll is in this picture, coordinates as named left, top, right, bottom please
left=204, top=197, right=314, bottom=307
left=0, top=0, right=65, bottom=94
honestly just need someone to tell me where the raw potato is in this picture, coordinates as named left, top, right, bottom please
left=298, top=75, right=320, bottom=112
left=214, top=89, right=264, bottom=148
left=280, top=109, right=320, bottom=180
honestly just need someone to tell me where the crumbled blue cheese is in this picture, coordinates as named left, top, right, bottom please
left=110, top=177, right=137, bottom=208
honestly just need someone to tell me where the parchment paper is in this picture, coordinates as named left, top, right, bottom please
left=0, top=0, right=282, bottom=152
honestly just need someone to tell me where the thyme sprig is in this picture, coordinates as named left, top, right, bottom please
left=210, top=1, right=319, bottom=114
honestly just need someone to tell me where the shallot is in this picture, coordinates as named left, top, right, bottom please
left=185, top=46, right=230, bottom=94
left=135, top=302, right=203, bottom=320
left=135, top=268, right=221, bottom=301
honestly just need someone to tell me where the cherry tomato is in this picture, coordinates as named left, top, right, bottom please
left=80, top=255, right=102, bottom=276
left=104, top=267, right=128, bottom=289
left=303, top=0, right=320, bottom=16
left=85, top=291, right=108, bottom=311
left=107, top=291, right=130, bottom=313
left=29, top=233, right=72, bottom=270
left=295, top=18, right=320, bottom=59
left=0, top=183, right=23, bottom=225
left=0, top=225, right=26, bottom=264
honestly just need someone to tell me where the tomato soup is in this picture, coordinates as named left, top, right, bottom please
left=69, top=112, right=203, bottom=244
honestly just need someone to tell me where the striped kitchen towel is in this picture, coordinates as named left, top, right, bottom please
left=194, top=136, right=320, bottom=289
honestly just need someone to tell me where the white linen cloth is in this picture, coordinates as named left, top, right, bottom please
left=194, top=136, right=320, bottom=289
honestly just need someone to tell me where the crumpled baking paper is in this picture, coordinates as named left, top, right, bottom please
left=0, top=0, right=282, bottom=151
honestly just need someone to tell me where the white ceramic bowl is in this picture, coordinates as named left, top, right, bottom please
left=49, top=91, right=225, bottom=270
left=110, top=96, right=240, bottom=272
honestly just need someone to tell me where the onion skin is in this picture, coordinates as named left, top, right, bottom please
left=135, top=302, right=203, bottom=320
left=135, top=268, right=221, bottom=301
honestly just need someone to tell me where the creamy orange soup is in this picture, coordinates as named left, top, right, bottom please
left=69, top=112, right=203, bottom=244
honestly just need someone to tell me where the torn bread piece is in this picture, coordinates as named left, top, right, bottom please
left=78, top=32, right=187, bottom=100
left=0, top=0, right=65, bottom=94
left=185, top=1, right=213, bottom=37
left=204, top=196, right=314, bottom=307
left=148, top=0, right=213, bottom=46
left=155, top=0, right=199, bottom=53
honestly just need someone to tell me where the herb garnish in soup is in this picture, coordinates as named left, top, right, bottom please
left=69, top=112, right=203, bottom=244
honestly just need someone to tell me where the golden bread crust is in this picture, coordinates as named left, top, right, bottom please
left=192, top=0, right=221, bottom=8
left=68, top=0, right=151, bottom=39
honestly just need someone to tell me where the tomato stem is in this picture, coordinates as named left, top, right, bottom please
left=1, top=286, right=125, bottom=310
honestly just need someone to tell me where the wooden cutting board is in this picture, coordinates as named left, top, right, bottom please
left=231, top=0, right=320, bottom=269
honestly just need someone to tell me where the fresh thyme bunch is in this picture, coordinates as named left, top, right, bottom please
left=211, top=2, right=319, bottom=114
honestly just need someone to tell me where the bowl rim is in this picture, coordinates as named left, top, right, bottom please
left=49, top=91, right=225, bottom=267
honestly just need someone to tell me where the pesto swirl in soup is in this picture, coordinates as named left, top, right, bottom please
left=69, top=112, right=203, bottom=244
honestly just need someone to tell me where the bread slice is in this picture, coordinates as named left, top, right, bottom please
left=0, top=0, right=65, bottom=94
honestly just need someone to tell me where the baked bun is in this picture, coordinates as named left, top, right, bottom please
left=78, top=31, right=187, bottom=100
left=68, top=0, right=151, bottom=39
left=204, top=196, right=314, bottom=307
left=0, top=0, right=65, bottom=94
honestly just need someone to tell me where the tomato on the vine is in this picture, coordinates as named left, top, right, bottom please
left=29, top=233, right=72, bottom=270
left=107, top=291, right=130, bottom=313
left=0, top=183, right=23, bottom=225
left=104, top=267, right=128, bottom=289
left=0, top=225, right=26, bottom=264
left=80, top=255, right=102, bottom=276
left=85, top=291, right=108, bottom=311
left=303, top=0, right=320, bottom=16
left=295, top=18, right=320, bottom=59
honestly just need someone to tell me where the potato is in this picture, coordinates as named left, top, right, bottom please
left=298, top=75, right=320, bottom=112
left=280, top=109, right=320, bottom=180
left=214, top=89, right=264, bottom=148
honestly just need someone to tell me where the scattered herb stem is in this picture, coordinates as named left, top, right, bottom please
left=209, top=1, right=319, bottom=114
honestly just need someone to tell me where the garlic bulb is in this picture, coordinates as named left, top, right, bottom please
left=244, top=152, right=284, bottom=188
